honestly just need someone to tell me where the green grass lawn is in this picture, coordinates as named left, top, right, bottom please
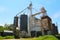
left=20, top=35, right=58, bottom=40
left=0, top=35, right=58, bottom=40
left=34, top=35, right=58, bottom=40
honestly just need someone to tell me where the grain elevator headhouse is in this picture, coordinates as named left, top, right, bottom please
left=40, top=15, right=52, bottom=35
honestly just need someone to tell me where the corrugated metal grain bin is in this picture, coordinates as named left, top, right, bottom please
left=20, top=14, right=28, bottom=33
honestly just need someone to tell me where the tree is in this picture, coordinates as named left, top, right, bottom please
left=3, top=24, right=14, bottom=31
left=0, top=26, right=4, bottom=35
left=0, top=26, right=4, bottom=32
left=8, top=24, right=14, bottom=31
left=3, top=24, right=9, bottom=30
left=4, top=26, right=9, bottom=30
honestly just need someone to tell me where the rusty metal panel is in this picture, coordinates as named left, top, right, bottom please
left=14, top=16, right=18, bottom=28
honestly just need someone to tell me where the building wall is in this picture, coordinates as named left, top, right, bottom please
left=31, top=31, right=42, bottom=37
left=40, top=16, right=52, bottom=35
left=30, top=17, right=41, bottom=31
left=52, top=24, right=58, bottom=35
left=29, top=17, right=41, bottom=37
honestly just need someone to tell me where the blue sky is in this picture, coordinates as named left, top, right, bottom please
left=0, top=0, right=60, bottom=33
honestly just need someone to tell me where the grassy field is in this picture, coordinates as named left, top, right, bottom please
left=0, top=35, right=58, bottom=40
left=20, top=35, right=58, bottom=40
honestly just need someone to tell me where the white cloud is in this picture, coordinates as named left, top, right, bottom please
left=0, top=24, right=4, bottom=26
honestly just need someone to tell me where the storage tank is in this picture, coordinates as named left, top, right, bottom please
left=14, top=16, right=18, bottom=30
left=20, top=14, right=28, bottom=33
